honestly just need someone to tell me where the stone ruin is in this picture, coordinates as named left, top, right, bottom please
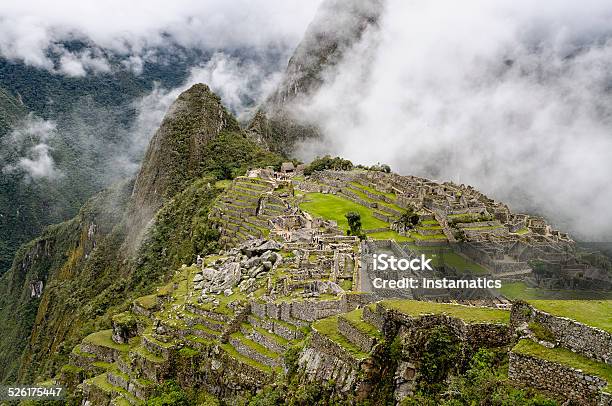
left=193, top=239, right=283, bottom=300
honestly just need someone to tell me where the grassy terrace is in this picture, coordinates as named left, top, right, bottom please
left=341, top=308, right=382, bottom=338
left=500, top=282, right=612, bottom=302
left=231, top=332, right=280, bottom=359
left=299, top=192, right=410, bottom=241
left=312, top=316, right=370, bottom=359
left=346, top=186, right=404, bottom=212
left=244, top=323, right=290, bottom=346
left=219, top=343, right=274, bottom=373
left=513, top=339, right=612, bottom=391
left=514, top=228, right=531, bottom=235
left=185, top=334, right=213, bottom=347
left=299, top=192, right=387, bottom=231
left=73, top=344, right=96, bottom=358
left=84, top=330, right=131, bottom=352
left=410, top=231, right=447, bottom=240
left=438, top=251, right=488, bottom=275
left=401, top=245, right=488, bottom=275
left=381, top=300, right=510, bottom=324
left=87, top=373, right=140, bottom=404
left=367, top=230, right=413, bottom=242
left=527, top=300, right=612, bottom=334
left=132, top=344, right=164, bottom=363
left=461, top=225, right=504, bottom=231
left=349, top=181, right=396, bottom=200
left=135, top=294, right=158, bottom=310
left=214, top=179, right=232, bottom=190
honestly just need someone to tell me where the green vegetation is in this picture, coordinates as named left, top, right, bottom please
left=437, top=251, right=489, bottom=275
left=198, top=130, right=284, bottom=182
left=345, top=211, right=365, bottom=239
left=528, top=321, right=556, bottom=342
left=303, top=155, right=353, bottom=175
left=410, top=232, right=447, bottom=241
left=312, top=316, right=369, bottom=359
left=368, top=230, right=413, bottom=241
left=231, top=332, right=280, bottom=360
left=251, top=325, right=289, bottom=346
left=299, top=192, right=388, bottom=232
left=214, top=179, right=232, bottom=190
left=500, top=282, right=612, bottom=302
left=83, top=330, right=130, bottom=352
left=401, top=348, right=557, bottom=405
left=219, top=343, right=273, bottom=373
left=88, top=373, right=140, bottom=404
left=528, top=300, right=612, bottom=333
left=513, top=339, right=612, bottom=390
left=244, top=380, right=347, bottom=406
left=349, top=181, right=396, bottom=200
left=346, top=186, right=404, bottom=212
left=147, top=380, right=190, bottom=406
left=418, top=327, right=462, bottom=393
left=448, top=213, right=494, bottom=225
left=398, top=206, right=420, bottom=229
left=341, top=308, right=381, bottom=338
left=133, top=345, right=164, bottom=363
left=514, top=227, right=531, bottom=235
left=382, top=300, right=510, bottom=324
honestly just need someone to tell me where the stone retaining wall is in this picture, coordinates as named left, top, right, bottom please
left=337, top=316, right=377, bottom=353
left=386, top=310, right=511, bottom=349
left=309, top=330, right=363, bottom=370
left=509, top=351, right=608, bottom=406
left=298, top=346, right=359, bottom=392
left=245, top=327, right=286, bottom=354
left=511, top=302, right=612, bottom=364
left=228, top=337, right=279, bottom=367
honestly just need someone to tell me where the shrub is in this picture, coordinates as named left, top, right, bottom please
left=528, top=321, right=556, bottom=342
left=303, top=155, right=353, bottom=175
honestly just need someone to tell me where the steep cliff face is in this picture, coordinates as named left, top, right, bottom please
left=0, top=180, right=132, bottom=383
left=0, top=84, right=283, bottom=383
left=130, top=84, right=240, bottom=235
left=251, top=0, right=384, bottom=154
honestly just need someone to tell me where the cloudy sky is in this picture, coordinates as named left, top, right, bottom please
left=295, top=0, right=612, bottom=240
left=1, top=0, right=611, bottom=240
left=0, top=0, right=323, bottom=183
left=0, top=0, right=323, bottom=75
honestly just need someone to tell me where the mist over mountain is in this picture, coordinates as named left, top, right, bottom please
left=279, top=0, right=612, bottom=241
left=0, top=1, right=610, bottom=402
left=0, top=1, right=324, bottom=275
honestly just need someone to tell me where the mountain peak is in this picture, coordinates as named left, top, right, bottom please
left=251, top=0, right=383, bottom=154
left=129, top=83, right=239, bottom=236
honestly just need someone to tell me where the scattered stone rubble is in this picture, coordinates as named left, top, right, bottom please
left=194, top=239, right=282, bottom=298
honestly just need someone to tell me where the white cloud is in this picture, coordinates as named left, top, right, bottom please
left=2, top=115, right=61, bottom=179
left=0, top=0, right=323, bottom=75
left=13, top=143, right=58, bottom=179
left=295, top=0, right=612, bottom=240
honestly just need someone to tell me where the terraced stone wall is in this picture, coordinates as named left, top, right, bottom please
left=509, top=352, right=609, bottom=406
left=511, top=302, right=612, bottom=364
left=381, top=307, right=511, bottom=349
